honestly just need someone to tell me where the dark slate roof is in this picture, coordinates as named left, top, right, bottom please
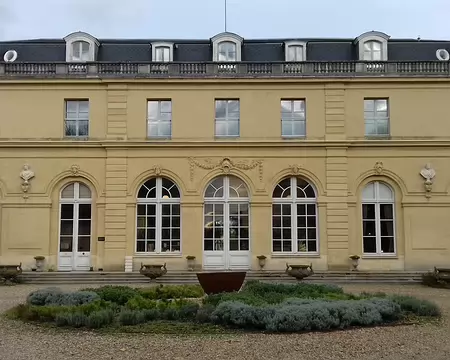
left=1, top=33, right=450, bottom=62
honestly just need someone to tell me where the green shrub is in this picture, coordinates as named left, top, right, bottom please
left=55, top=312, right=71, bottom=327
left=84, top=286, right=140, bottom=305
left=139, top=285, right=204, bottom=300
left=118, top=309, right=146, bottom=326
left=390, top=295, right=441, bottom=317
left=27, top=288, right=99, bottom=306
left=142, top=308, right=160, bottom=321
left=178, top=303, right=200, bottom=321
left=195, top=304, right=215, bottom=324
left=86, top=310, right=115, bottom=329
left=211, top=298, right=401, bottom=332
left=242, top=281, right=344, bottom=297
left=26, top=287, right=63, bottom=305
left=125, top=296, right=158, bottom=310
left=66, top=312, right=89, bottom=328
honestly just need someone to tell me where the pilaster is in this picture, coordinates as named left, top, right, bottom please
left=104, top=149, right=128, bottom=270
left=325, top=147, right=349, bottom=270
left=325, top=84, right=346, bottom=140
left=106, top=84, right=128, bottom=140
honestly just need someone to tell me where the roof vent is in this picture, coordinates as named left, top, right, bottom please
left=436, top=49, right=449, bottom=61
left=3, top=50, right=18, bottom=63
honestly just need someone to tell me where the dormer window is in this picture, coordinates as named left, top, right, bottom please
left=363, top=41, right=382, bottom=61
left=64, top=32, right=99, bottom=62
left=72, top=41, right=90, bottom=62
left=211, top=32, right=243, bottom=62
left=218, top=41, right=236, bottom=61
left=285, top=41, right=307, bottom=62
left=355, top=31, right=389, bottom=61
left=151, top=42, right=173, bottom=62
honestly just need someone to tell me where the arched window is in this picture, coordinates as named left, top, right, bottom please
left=272, top=177, right=318, bottom=253
left=71, top=41, right=90, bottom=62
left=362, top=181, right=395, bottom=255
left=363, top=40, right=382, bottom=61
left=59, top=182, right=92, bottom=271
left=204, top=176, right=249, bottom=255
left=136, top=177, right=181, bottom=253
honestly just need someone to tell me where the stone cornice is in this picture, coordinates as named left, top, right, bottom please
left=0, top=139, right=449, bottom=149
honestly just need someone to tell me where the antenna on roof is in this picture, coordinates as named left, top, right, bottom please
left=224, top=0, right=227, bottom=32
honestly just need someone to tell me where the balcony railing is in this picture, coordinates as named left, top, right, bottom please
left=1, top=61, right=449, bottom=78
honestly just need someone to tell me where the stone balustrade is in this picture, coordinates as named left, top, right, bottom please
left=0, top=61, right=449, bottom=78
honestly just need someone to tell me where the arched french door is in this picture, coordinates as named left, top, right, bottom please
left=58, top=182, right=92, bottom=271
left=203, top=175, right=250, bottom=270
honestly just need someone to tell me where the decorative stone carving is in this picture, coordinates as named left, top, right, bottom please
left=70, top=164, right=80, bottom=175
left=189, top=157, right=263, bottom=182
left=420, top=163, right=436, bottom=198
left=152, top=164, right=162, bottom=176
left=20, top=164, right=34, bottom=196
left=289, top=164, right=302, bottom=175
left=374, top=161, right=384, bottom=175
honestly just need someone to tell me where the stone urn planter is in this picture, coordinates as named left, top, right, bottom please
left=285, top=263, right=314, bottom=280
left=257, top=255, right=267, bottom=270
left=34, top=256, right=45, bottom=272
left=196, top=271, right=247, bottom=294
left=186, top=256, right=196, bottom=271
left=349, top=255, right=360, bottom=271
left=139, top=263, right=167, bottom=280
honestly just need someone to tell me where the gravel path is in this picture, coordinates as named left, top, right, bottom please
left=0, top=283, right=449, bottom=360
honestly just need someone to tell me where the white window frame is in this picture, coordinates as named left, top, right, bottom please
left=355, top=31, right=389, bottom=61
left=211, top=32, right=243, bottom=62
left=203, top=176, right=250, bottom=253
left=284, top=41, right=307, bottom=62
left=147, top=100, right=172, bottom=138
left=151, top=42, right=174, bottom=62
left=272, top=177, right=319, bottom=255
left=136, top=177, right=181, bottom=254
left=64, top=31, right=99, bottom=62
left=59, top=182, right=92, bottom=254
left=215, top=99, right=240, bottom=138
left=362, top=181, right=396, bottom=256
left=281, top=99, right=306, bottom=138
left=364, top=98, right=390, bottom=137
left=64, top=100, right=89, bottom=138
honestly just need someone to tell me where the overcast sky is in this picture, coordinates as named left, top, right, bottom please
left=0, top=0, right=448, bottom=41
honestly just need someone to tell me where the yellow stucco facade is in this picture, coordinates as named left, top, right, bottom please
left=0, top=77, right=449, bottom=272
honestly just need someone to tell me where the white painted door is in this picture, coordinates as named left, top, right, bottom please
left=58, top=183, right=92, bottom=271
left=203, top=176, right=250, bottom=270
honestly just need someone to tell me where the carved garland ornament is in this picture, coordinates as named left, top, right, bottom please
left=188, top=157, right=263, bottom=182
left=420, top=163, right=436, bottom=198
left=20, top=164, right=35, bottom=198
left=70, top=164, right=80, bottom=175
left=289, top=164, right=303, bottom=175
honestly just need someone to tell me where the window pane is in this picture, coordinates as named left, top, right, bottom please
left=227, top=121, right=239, bottom=136
left=148, top=101, right=159, bottom=119
left=363, top=237, right=377, bottom=253
left=78, top=121, right=89, bottom=136
left=215, top=122, right=227, bottom=137
left=79, top=204, right=91, bottom=219
left=376, top=100, right=388, bottom=111
left=60, top=220, right=73, bottom=235
left=61, top=184, right=75, bottom=198
left=60, top=237, right=73, bottom=252
left=282, top=121, right=293, bottom=137
left=362, top=204, right=375, bottom=219
left=363, top=220, right=376, bottom=236
left=380, top=204, right=393, bottom=219
left=365, top=121, right=377, bottom=135
left=281, top=100, right=292, bottom=112
left=380, top=221, right=394, bottom=236
left=61, top=204, right=74, bottom=219
left=381, top=237, right=395, bottom=253
left=78, top=236, right=90, bottom=252
left=376, top=120, right=389, bottom=135
left=292, top=121, right=305, bottom=137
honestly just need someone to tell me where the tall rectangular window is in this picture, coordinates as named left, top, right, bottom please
left=147, top=100, right=172, bottom=138
left=364, top=99, right=389, bottom=136
left=215, top=99, right=240, bottom=137
left=65, top=100, right=89, bottom=137
left=281, top=100, right=306, bottom=137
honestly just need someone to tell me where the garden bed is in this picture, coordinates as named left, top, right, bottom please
left=6, top=281, right=441, bottom=333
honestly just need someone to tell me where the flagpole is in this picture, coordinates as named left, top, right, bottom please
left=224, top=0, right=227, bottom=32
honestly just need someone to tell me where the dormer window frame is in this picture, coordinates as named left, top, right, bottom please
left=151, top=42, right=174, bottom=62
left=355, top=31, right=390, bottom=61
left=211, top=32, right=243, bottom=62
left=64, top=32, right=99, bottom=63
left=284, top=41, right=307, bottom=62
